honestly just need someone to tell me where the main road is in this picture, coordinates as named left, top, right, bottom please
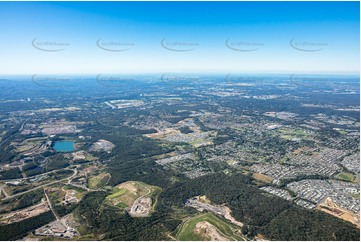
left=1, top=166, right=79, bottom=201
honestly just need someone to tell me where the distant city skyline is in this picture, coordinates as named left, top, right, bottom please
left=0, top=1, right=359, bottom=75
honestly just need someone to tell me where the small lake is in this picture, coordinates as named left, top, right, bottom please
left=52, top=141, right=75, bottom=152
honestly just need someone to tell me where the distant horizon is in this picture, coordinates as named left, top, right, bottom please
left=0, top=72, right=360, bottom=78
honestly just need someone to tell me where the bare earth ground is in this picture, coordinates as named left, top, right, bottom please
left=0, top=199, right=49, bottom=224
left=107, top=181, right=158, bottom=217
left=316, top=197, right=359, bottom=227
left=144, top=128, right=179, bottom=138
left=186, top=196, right=244, bottom=228
left=252, top=173, right=273, bottom=183
left=193, top=221, right=228, bottom=241
left=128, top=196, right=152, bottom=217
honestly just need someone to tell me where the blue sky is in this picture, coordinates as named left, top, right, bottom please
left=0, top=1, right=359, bottom=75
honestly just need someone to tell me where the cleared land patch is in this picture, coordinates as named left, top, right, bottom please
left=316, top=197, right=359, bottom=228
left=276, top=128, right=312, bottom=141
left=89, top=139, right=115, bottom=152
left=105, top=181, right=161, bottom=217
left=87, top=172, right=111, bottom=189
left=176, top=213, right=245, bottom=241
left=336, top=172, right=356, bottom=182
left=13, top=137, right=50, bottom=156
left=252, top=173, right=273, bottom=183
left=145, top=128, right=215, bottom=148
left=186, top=196, right=244, bottom=228
left=0, top=198, right=49, bottom=224
left=194, top=221, right=228, bottom=241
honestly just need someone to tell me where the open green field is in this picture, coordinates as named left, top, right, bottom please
left=336, top=172, right=355, bottom=182
left=87, top=172, right=110, bottom=189
left=176, top=213, right=245, bottom=241
left=337, top=130, right=348, bottom=135
left=62, top=184, right=88, bottom=200
left=277, top=128, right=312, bottom=140
left=107, top=187, right=127, bottom=199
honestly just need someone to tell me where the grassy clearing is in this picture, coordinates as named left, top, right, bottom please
left=279, top=128, right=310, bottom=136
left=176, top=213, right=245, bottom=241
left=87, top=172, right=110, bottom=189
left=107, top=187, right=127, bottom=199
left=105, top=181, right=161, bottom=212
left=279, top=156, right=290, bottom=164
left=116, top=202, right=128, bottom=208
left=337, top=130, right=348, bottom=135
left=63, top=184, right=87, bottom=200
left=63, top=184, right=87, bottom=193
left=277, top=128, right=312, bottom=140
left=336, top=172, right=355, bottom=182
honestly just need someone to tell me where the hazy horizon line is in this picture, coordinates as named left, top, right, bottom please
left=0, top=72, right=359, bottom=77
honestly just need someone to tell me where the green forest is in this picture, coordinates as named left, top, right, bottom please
left=72, top=172, right=359, bottom=241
